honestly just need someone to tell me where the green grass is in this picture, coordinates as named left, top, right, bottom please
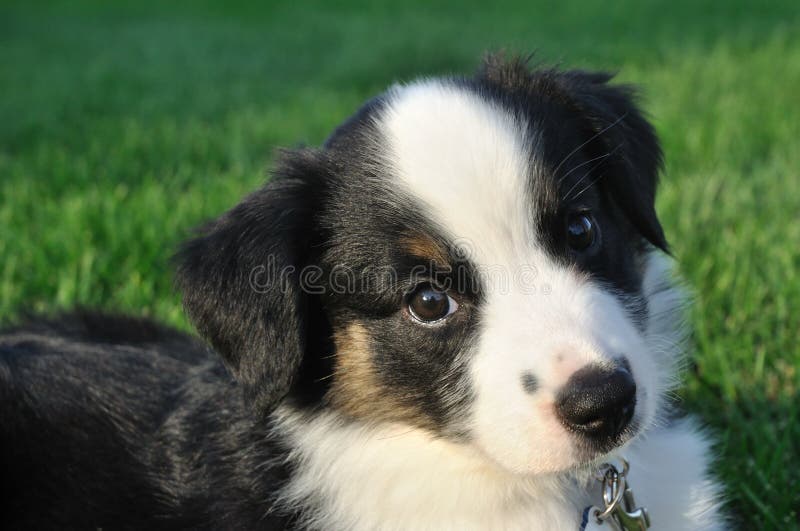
left=2, top=0, right=798, bottom=527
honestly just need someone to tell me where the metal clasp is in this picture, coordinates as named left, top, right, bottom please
left=593, top=459, right=651, bottom=531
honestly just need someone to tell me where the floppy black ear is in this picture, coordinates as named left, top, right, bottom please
left=557, top=70, right=669, bottom=252
left=175, top=149, right=328, bottom=415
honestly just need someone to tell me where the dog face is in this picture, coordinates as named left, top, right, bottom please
left=178, top=57, right=674, bottom=475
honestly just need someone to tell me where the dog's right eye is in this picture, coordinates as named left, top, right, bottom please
left=405, top=283, right=458, bottom=324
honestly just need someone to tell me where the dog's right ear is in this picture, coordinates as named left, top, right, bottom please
left=175, top=149, right=328, bottom=416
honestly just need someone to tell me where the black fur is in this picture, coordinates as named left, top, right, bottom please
left=0, top=311, right=296, bottom=528
left=175, top=150, right=334, bottom=416
left=1, top=56, right=667, bottom=528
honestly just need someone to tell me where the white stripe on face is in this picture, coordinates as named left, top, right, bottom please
left=380, top=80, right=541, bottom=266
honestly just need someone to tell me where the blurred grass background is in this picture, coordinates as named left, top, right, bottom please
left=1, top=0, right=798, bottom=527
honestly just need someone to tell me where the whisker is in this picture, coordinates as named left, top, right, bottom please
left=561, top=155, right=613, bottom=201
left=314, top=371, right=341, bottom=383
left=557, top=144, right=622, bottom=185
left=551, top=112, right=628, bottom=178
left=375, top=427, right=417, bottom=440
left=569, top=172, right=608, bottom=201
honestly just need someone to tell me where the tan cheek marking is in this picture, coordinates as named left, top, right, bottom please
left=328, top=321, right=435, bottom=429
left=399, top=234, right=449, bottom=266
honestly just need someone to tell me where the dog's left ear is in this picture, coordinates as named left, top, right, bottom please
left=558, top=70, right=669, bottom=253
left=175, top=149, right=328, bottom=416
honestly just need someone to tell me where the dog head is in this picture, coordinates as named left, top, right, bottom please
left=177, top=56, right=679, bottom=475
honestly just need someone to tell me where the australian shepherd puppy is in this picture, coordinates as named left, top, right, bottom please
left=1, top=56, right=724, bottom=529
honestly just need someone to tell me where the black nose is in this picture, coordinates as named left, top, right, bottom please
left=556, top=363, right=636, bottom=441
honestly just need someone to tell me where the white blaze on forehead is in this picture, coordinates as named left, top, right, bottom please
left=379, top=80, right=541, bottom=265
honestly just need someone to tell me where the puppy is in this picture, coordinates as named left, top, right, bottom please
left=0, top=56, right=724, bottom=530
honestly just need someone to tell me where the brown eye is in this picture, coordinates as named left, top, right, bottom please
left=406, top=284, right=458, bottom=324
left=567, top=212, right=597, bottom=251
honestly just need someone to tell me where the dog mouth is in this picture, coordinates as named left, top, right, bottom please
left=571, top=414, right=642, bottom=466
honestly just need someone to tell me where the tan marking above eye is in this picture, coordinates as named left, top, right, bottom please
left=399, top=234, right=449, bottom=265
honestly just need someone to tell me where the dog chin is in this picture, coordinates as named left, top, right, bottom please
left=549, top=420, right=645, bottom=476
left=569, top=419, right=643, bottom=469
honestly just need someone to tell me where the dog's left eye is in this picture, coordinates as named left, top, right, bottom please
left=567, top=211, right=598, bottom=251
left=405, top=283, right=459, bottom=324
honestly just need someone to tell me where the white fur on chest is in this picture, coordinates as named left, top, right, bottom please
left=274, top=411, right=723, bottom=531
left=274, top=409, right=589, bottom=530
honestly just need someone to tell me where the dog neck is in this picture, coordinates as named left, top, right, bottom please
left=272, top=407, right=594, bottom=530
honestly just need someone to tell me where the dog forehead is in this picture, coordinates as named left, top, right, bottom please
left=378, top=80, right=552, bottom=265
